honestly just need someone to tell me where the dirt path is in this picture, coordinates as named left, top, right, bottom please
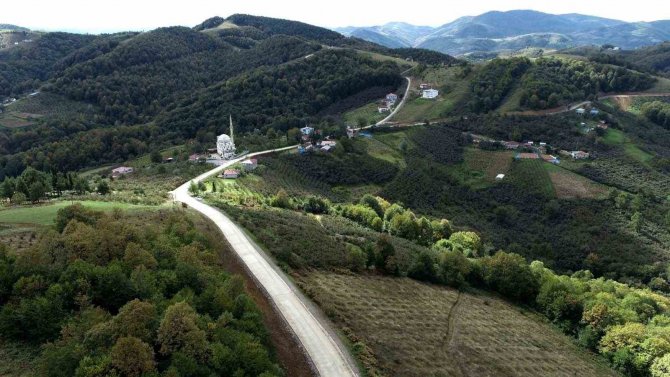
left=438, top=291, right=465, bottom=377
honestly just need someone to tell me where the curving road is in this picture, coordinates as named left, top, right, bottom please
left=171, top=146, right=359, bottom=377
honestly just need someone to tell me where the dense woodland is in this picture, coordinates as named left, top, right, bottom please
left=0, top=206, right=281, bottom=376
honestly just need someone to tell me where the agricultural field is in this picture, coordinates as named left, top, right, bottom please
left=508, top=159, right=556, bottom=198
left=449, top=148, right=514, bottom=189
left=297, top=271, right=615, bottom=377
left=0, top=200, right=154, bottom=226
left=602, top=128, right=654, bottom=164
left=343, top=101, right=386, bottom=127
left=394, top=66, right=471, bottom=123
left=544, top=163, right=608, bottom=199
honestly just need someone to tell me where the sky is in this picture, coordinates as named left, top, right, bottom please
left=2, top=0, right=670, bottom=33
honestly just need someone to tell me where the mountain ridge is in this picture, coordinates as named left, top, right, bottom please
left=335, top=10, right=670, bottom=56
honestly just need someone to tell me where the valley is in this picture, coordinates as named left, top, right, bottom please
left=2, top=10, right=670, bottom=377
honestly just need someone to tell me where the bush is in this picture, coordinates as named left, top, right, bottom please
left=479, top=251, right=539, bottom=302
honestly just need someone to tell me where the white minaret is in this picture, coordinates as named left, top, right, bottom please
left=229, top=114, right=234, bottom=144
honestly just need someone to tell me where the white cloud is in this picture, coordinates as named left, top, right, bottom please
left=2, top=0, right=669, bottom=33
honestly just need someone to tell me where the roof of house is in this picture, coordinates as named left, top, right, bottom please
left=224, top=169, right=239, bottom=175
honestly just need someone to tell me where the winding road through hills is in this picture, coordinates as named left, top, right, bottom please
left=170, top=146, right=359, bottom=377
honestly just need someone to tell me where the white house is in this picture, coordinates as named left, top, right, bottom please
left=386, top=93, right=398, bottom=104
left=378, top=106, right=390, bottom=113
left=422, top=89, right=439, bottom=99
left=576, top=108, right=586, bottom=115
left=241, top=159, right=258, bottom=171
left=223, top=169, right=240, bottom=179
left=300, top=126, right=314, bottom=135
left=112, top=166, right=134, bottom=178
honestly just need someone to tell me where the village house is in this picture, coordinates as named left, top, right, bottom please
left=597, top=121, right=609, bottom=130
left=419, top=83, right=431, bottom=90
left=503, top=141, right=520, bottom=150
left=240, top=159, right=258, bottom=171
left=386, top=93, right=398, bottom=104
left=496, top=174, right=505, bottom=181
left=111, top=166, right=134, bottom=178
left=188, top=154, right=201, bottom=162
left=422, top=89, right=439, bottom=99
left=222, top=169, right=240, bottom=179
left=571, top=151, right=590, bottom=159
left=590, top=108, right=600, bottom=116
left=378, top=106, right=390, bottom=113
left=346, top=127, right=358, bottom=138
left=320, top=140, right=337, bottom=147
left=576, top=108, right=586, bottom=115
left=300, top=126, right=315, bottom=135
left=542, top=154, right=560, bottom=164
left=321, top=145, right=334, bottom=152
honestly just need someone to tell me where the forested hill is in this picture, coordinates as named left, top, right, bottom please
left=0, top=14, right=456, bottom=179
left=157, top=49, right=403, bottom=135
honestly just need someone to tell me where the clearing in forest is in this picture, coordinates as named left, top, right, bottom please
left=298, top=271, right=616, bottom=377
left=545, top=164, right=609, bottom=199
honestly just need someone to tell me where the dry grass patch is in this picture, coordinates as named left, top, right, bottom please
left=297, top=271, right=615, bottom=377
left=546, top=166, right=609, bottom=199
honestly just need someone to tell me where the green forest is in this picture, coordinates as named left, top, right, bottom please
left=0, top=205, right=281, bottom=376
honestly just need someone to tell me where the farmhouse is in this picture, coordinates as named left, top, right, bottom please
left=378, top=106, right=390, bottom=113
left=571, top=151, right=590, bottom=159
left=386, top=93, right=398, bottom=104
left=222, top=169, right=240, bottom=179
left=300, top=126, right=315, bottom=135
left=422, top=89, right=439, bottom=99
left=111, top=166, right=134, bottom=178
left=590, top=108, right=600, bottom=116
left=597, top=121, right=608, bottom=130
left=576, top=108, right=586, bottom=115
left=542, top=154, right=560, bottom=164
left=503, top=141, right=520, bottom=150
left=241, top=159, right=258, bottom=171
left=320, top=140, right=337, bottom=147
left=419, top=83, right=431, bottom=90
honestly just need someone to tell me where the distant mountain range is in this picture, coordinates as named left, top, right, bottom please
left=335, top=10, right=670, bottom=56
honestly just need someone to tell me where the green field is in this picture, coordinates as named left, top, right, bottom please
left=0, top=201, right=156, bottom=225
left=343, top=101, right=386, bottom=126
left=394, top=66, right=471, bottom=123
left=448, top=148, right=514, bottom=189
left=508, top=159, right=556, bottom=198
left=603, top=128, right=654, bottom=163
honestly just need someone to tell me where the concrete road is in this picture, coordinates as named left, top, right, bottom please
left=171, top=146, right=359, bottom=377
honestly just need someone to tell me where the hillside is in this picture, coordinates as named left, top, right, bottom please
left=336, top=10, right=670, bottom=56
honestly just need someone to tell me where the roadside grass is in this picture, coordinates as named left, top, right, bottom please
left=508, top=159, right=556, bottom=198
left=0, top=201, right=155, bottom=226
left=394, top=66, right=471, bottom=123
left=297, top=271, right=616, bottom=377
left=343, top=102, right=386, bottom=126
left=544, top=163, right=609, bottom=199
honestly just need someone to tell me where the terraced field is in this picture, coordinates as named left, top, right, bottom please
left=545, top=164, right=608, bottom=199
left=298, top=271, right=615, bottom=377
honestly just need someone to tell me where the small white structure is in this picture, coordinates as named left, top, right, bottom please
left=300, top=126, right=314, bottom=135
left=590, top=108, right=600, bottom=116
left=422, top=89, right=439, bottom=99
left=112, top=166, right=134, bottom=178
left=223, top=169, right=240, bottom=179
left=496, top=174, right=505, bottom=181
left=241, top=159, right=258, bottom=171
left=386, top=93, right=398, bottom=104
left=378, top=106, right=390, bottom=113
left=217, top=115, right=236, bottom=159
left=576, top=108, right=586, bottom=115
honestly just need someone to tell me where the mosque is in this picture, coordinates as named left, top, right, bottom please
left=216, top=115, right=236, bottom=159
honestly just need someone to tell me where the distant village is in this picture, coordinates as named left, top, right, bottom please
left=471, top=111, right=609, bottom=166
